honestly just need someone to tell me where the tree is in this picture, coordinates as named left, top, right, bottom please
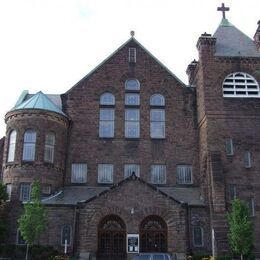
left=0, top=182, right=8, bottom=243
left=227, top=198, right=254, bottom=260
left=0, top=182, right=8, bottom=203
left=18, top=180, right=48, bottom=260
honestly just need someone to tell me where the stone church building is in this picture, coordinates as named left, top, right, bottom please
left=1, top=6, right=260, bottom=260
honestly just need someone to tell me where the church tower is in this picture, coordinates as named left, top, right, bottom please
left=187, top=4, right=260, bottom=256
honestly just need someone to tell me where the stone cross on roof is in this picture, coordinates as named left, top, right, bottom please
left=217, top=3, right=230, bottom=19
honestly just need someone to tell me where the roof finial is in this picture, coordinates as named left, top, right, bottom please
left=130, top=30, right=135, bottom=37
left=217, top=3, right=230, bottom=19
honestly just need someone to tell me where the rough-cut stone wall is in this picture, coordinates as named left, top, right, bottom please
left=77, top=178, right=189, bottom=257
left=2, top=109, right=69, bottom=244
left=192, top=35, right=260, bottom=256
left=63, top=39, right=200, bottom=188
left=40, top=206, right=75, bottom=253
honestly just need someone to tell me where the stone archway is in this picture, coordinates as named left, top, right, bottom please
left=97, top=214, right=127, bottom=260
left=140, top=215, right=168, bottom=253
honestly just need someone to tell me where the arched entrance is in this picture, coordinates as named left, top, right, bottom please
left=140, top=215, right=167, bottom=252
left=97, top=215, right=126, bottom=260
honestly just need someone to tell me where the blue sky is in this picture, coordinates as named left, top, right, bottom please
left=0, top=0, right=259, bottom=136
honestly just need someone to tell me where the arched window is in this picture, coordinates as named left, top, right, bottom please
left=223, top=72, right=260, bottom=98
left=7, top=130, right=17, bottom=162
left=99, top=93, right=115, bottom=138
left=193, top=226, right=204, bottom=247
left=61, top=225, right=72, bottom=246
left=100, top=93, right=115, bottom=105
left=125, top=79, right=140, bottom=91
left=98, top=215, right=126, bottom=259
left=44, top=132, right=55, bottom=163
left=22, top=129, right=36, bottom=161
left=150, top=94, right=165, bottom=139
left=150, top=94, right=165, bottom=106
left=140, top=215, right=167, bottom=252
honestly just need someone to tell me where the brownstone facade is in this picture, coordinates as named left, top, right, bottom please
left=1, top=16, right=260, bottom=260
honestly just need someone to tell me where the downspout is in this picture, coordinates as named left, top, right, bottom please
left=73, top=204, right=80, bottom=255
left=184, top=203, right=192, bottom=255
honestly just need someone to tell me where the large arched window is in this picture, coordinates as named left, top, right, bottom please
left=44, top=132, right=55, bottom=163
left=22, top=129, right=36, bottom=161
left=140, top=215, right=167, bottom=252
left=98, top=215, right=126, bottom=259
left=150, top=94, right=165, bottom=139
left=7, top=130, right=17, bottom=162
left=223, top=72, right=260, bottom=98
left=99, top=93, right=115, bottom=138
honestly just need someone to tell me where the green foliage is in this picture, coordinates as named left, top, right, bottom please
left=0, top=182, right=8, bottom=203
left=227, top=198, right=254, bottom=257
left=215, top=256, right=232, bottom=260
left=0, top=244, right=59, bottom=259
left=0, top=220, right=8, bottom=242
left=188, top=254, right=211, bottom=260
left=18, top=180, right=48, bottom=246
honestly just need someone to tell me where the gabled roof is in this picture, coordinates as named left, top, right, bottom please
left=66, top=36, right=187, bottom=93
left=42, top=174, right=205, bottom=207
left=213, top=18, right=260, bottom=57
left=11, top=91, right=66, bottom=117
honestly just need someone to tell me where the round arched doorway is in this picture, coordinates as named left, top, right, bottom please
left=140, top=215, right=168, bottom=252
left=97, top=215, right=126, bottom=260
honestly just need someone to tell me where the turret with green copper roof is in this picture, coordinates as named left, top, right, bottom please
left=10, top=91, right=66, bottom=117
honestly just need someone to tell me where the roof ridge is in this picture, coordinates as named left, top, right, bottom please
left=66, top=36, right=187, bottom=94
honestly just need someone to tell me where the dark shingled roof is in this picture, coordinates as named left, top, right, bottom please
left=42, top=177, right=205, bottom=207
left=42, top=186, right=108, bottom=206
left=213, top=18, right=260, bottom=57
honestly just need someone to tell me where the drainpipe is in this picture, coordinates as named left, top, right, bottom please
left=73, top=204, right=80, bottom=255
left=184, top=203, right=192, bottom=255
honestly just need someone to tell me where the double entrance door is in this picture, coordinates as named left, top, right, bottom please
left=97, top=215, right=167, bottom=260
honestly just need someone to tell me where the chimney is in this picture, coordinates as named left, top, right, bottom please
left=254, top=20, right=260, bottom=50
left=196, top=32, right=217, bottom=60
left=186, top=59, right=198, bottom=84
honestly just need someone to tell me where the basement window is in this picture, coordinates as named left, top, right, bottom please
left=223, top=72, right=260, bottom=98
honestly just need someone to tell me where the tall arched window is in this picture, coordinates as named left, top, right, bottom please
left=98, top=215, right=126, bottom=259
left=125, top=79, right=140, bottom=138
left=22, top=129, right=36, bottom=161
left=61, top=225, right=72, bottom=246
left=150, top=94, right=165, bottom=138
left=99, top=93, right=115, bottom=138
left=7, top=130, right=17, bottom=162
left=44, top=132, right=55, bottom=163
left=223, top=72, right=260, bottom=97
left=140, top=215, right=167, bottom=252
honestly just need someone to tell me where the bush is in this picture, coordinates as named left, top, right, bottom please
left=0, top=245, right=59, bottom=259
left=216, top=256, right=232, bottom=260
left=188, top=254, right=211, bottom=260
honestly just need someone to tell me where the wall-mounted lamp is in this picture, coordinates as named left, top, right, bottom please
left=130, top=208, right=134, bottom=214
